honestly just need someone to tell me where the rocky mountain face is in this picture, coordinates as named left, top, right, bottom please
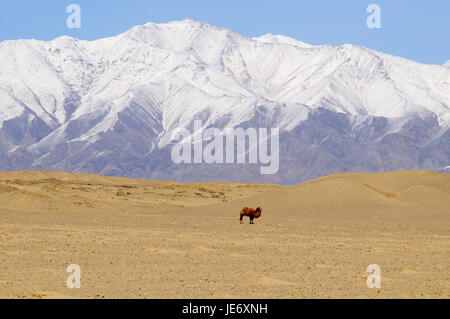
left=0, top=19, right=449, bottom=184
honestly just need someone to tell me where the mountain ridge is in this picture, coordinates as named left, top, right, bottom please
left=0, top=19, right=449, bottom=184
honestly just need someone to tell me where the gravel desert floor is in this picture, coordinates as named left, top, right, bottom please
left=0, top=170, right=448, bottom=298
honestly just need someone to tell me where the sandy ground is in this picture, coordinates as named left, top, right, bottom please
left=0, top=170, right=448, bottom=299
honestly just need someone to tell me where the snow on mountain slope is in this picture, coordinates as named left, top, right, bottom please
left=253, top=33, right=313, bottom=48
left=0, top=19, right=449, bottom=183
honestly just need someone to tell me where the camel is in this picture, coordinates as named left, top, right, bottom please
left=239, top=207, right=262, bottom=224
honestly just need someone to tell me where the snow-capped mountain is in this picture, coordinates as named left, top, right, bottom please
left=0, top=19, right=449, bottom=184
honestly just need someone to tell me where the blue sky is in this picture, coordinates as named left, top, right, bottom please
left=0, top=0, right=449, bottom=65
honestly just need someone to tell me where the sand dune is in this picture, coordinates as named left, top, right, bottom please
left=0, top=170, right=448, bottom=298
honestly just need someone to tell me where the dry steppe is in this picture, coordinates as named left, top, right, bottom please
left=0, top=170, right=448, bottom=298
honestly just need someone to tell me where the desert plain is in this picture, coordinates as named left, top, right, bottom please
left=0, top=169, right=448, bottom=298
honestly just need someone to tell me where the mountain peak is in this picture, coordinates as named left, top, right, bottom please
left=117, top=18, right=239, bottom=54
left=138, top=18, right=219, bottom=31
